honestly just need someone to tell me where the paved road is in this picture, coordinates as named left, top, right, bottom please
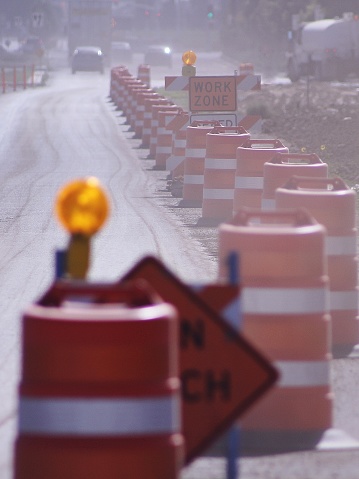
left=0, top=62, right=359, bottom=479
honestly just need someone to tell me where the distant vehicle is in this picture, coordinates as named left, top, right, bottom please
left=71, top=46, right=104, bottom=74
left=68, top=0, right=112, bottom=66
left=20, top=36, right=45, bottom=58
left=287, top=12, right=359, bottom=82
left=144, top=45, right=172, bottom=67
left=111, top=41, right=133, bottom=64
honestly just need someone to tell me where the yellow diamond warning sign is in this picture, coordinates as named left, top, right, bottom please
left=189, top=76, right=237, bottom=112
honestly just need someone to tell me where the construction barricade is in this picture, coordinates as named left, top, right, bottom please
left=276, top=176, right=359, bottom=357
left=218, top=208, right=333, bottom=453
left=198, top=125, right=250, bottom=226
left=14, top=281, right=183, bottom=479
left=1, top=65, right=35, bottom=93
left=261, top=152, right=328, bottom=209
left=233, top=138, right=288, bottom=214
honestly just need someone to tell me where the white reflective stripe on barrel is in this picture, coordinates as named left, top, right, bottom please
left=173, top=139, right=186, bottom=147
left=157, top=146, right=172, bottom=154
left=325, top=236, right=357, bottom=256
left=243, top=287, right=329, bottom=314
left=261, top=198, right=276, bottom=209
left=184, top=174, right=204, bottom=185
left=20, top=396, right=180, bottom=436
left=157, top=127, right=172, bottom=135
left=203, top=189, right=234, bottom=200
left=205, top=158, right=237, bottom=169
left=276, top=360, right=329, bottom=387
left=330, top=290, right=359, bottom=311
left=185, top=148, right=206, bottom=158
left=235, top=176, right=264, bottom=189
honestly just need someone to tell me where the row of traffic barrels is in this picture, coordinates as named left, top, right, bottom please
left=207, top=114, right=358, bottom=451
left=110, top=64, right=359, bottom=453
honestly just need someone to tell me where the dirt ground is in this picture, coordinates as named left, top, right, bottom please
left=239, top=80, right=359, bottom=188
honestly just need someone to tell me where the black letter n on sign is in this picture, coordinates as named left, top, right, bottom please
left=180, top=318, right=205, bottom=350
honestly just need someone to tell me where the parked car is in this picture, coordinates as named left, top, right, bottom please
left=111, top=41, right=133, bottom=64
left=144, top=45, right=172, bottom=67
left=71, top=46, right=104, bottom=74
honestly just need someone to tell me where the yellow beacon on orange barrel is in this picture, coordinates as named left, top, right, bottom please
left=55, top=177, right=109, bottom=279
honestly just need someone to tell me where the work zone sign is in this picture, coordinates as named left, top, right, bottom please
left=189, top=76, right=237, bottom=112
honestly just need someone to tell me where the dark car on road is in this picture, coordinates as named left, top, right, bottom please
left=144, top=45, right=172, bottom=67
left=71, top=46, right=104, bottom=74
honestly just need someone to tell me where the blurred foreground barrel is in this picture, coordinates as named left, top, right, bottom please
left=14, top=281, right=183, bottom=479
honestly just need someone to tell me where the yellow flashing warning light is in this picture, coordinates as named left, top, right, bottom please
left=55, top=177, right=109, bottom=236
left=182, top=50, right=197, bottom=66
left=55, top=177, right=109, bottom=279
left=182, top=50, right=197, bottom=77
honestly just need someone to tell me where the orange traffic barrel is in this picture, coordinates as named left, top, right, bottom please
left=179, top=120, right=221, bottom=208
left=14, top=281, right=183, bottom=479
left=166, top=111, right=190, bottom=177
left=239, top=63, right=254, bottom=75
left=234, top=138, right=288, bottom=214
left=198, top=125, right=250, bottom=226
left=137, top=64, right=150, bottom=87
left=109, top=66, right=129, bottom=102
left=134, top=91, right=160, bottom=139
left=141, top=98, right=173, bottom=148
left=122, top=84, right=148, bottom=125
left=117, top=76, right=142, bottom=113
left=261, top=152, right=328, bottom=209
left=119, top=78, right=144, bottom=120
left=113, top=73, right=133, bottom=110
left=276, top=176, right=359, bottom=357
left=149, top=105, right=179, bottom=160
left=155, top=109, right=182, bottom=170
left=128, top=87, right=154, bottom=131
left=218, top=208, right=332, bottom=453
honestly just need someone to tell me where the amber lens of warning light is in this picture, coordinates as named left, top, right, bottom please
left=182, top=50, right=197, bottom=66
left=55, top=177, right=109, bottom=235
